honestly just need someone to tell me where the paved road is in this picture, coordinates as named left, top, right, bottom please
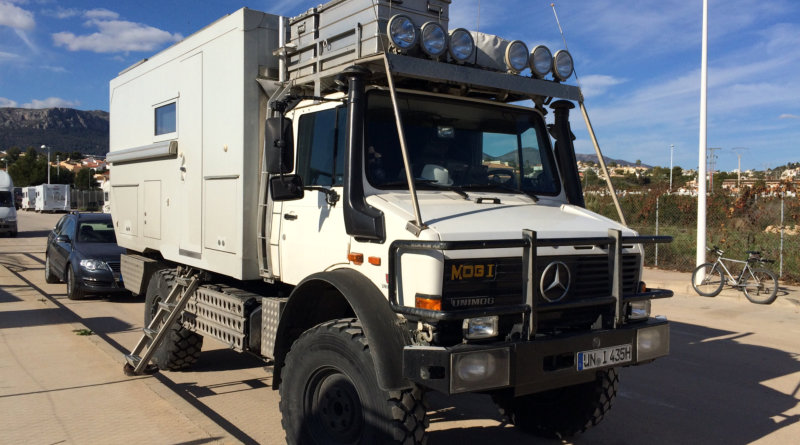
left=2, top=211, right=799, bottom=444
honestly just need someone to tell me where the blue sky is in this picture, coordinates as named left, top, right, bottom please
left=1, top=0, right=798, bottom=172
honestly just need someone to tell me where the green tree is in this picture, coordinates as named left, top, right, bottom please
left=74, top=168, right=98, bottom=190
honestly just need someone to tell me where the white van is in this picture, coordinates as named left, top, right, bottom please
left=0, top=171, right=18, bottom=237
left=34, top=184, right=70, bottom=212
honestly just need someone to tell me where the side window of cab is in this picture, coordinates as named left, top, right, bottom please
left=296, top=107, right=347, bottom=186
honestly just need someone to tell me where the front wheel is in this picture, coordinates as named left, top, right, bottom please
left=742, top=267, right=778, bottom=305
left=494, top=368, right=619, bottom=439
left=279, top=318, right=428, bottom=444
left=66, top=265, right=85, bottom=300
left=691, top=263, right=724, bottom=297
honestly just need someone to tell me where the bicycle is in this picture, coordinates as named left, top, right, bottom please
left=691, top=246, right=779, bottom=304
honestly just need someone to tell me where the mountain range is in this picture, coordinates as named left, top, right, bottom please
left=0, top=107, right=108, bottom=156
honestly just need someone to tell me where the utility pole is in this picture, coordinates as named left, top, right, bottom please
left=708, top=147, right=721, bottom=191
left=42, top=145, right=50, bottom=184
left=731, top=147, right=747, bottom=191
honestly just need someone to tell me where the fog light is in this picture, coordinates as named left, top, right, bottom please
left=420, top=21, right=447, bottom=57
left=552, top=49, right=574, bottom=81
left=628, top=300, right=651, bottom=321
left=451, top=348, right=510, bottom=393
left=463, top=316, right=499, bottom=339
left=387, top=15, right=417, bottom=52
left=448, top=28, right=474, bottom=62
left=637, top=324, right=670, bottom=362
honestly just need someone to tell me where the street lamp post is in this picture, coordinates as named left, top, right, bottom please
left=56, top=155, right=60, bottom=180
left=42, top=144, right=50, bottom=184
left=669, top=144, right=674, bottom=192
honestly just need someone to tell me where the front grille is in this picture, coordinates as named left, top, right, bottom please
left=442, top=257, right=523, bottom=310
left=107, top=261, right=121, bottom=273
left=536, top=254, right=640, bottom=303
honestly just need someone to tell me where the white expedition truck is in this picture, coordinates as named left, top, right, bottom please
left=109, top=1, right=672, bottom=443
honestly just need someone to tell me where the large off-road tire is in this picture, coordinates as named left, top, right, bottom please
left=691, top=263, right=724, bottom=297
left=279, top=318, right=428, bottom=445
left=66, top=265, right=85, bottom=300
left=743, top=267, right=778, bottom=305
left=45, top=255, right=60, bottom=283
left=143, top=270, right=203, bottom=371
left=496, top=368, right=619, bottom=439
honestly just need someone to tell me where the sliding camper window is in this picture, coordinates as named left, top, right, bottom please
left=296, top=107, right=346, bottom=186
left=154, top=102, right=177, bottom=136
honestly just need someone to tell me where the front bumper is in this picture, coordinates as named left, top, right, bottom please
left=78, top=269, right=128, bottom=295
left=0, top=220, right=17, bottom=234
left=403, top=317, right=669, bottom=396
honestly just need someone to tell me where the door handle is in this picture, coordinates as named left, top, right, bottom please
left=284, top=213, right=298, bottom=221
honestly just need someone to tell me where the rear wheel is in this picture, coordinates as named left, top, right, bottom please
left=495, top=368, right=618, bottom=439
left=66, top=266, right=84, bottom=300
left=742, top=267, right=778, bottom=305
left=143, top=270, right=203, bottom=370
left=691, top=263, right=724, bottom=297
left=280, top=318, right=428, bottom=444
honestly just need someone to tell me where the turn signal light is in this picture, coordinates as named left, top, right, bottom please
left=415, top=294, right=442, bottom=311
left=348, top=253, right=364, bottom=265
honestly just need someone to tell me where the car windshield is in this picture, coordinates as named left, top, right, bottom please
left=77, top=220, right=117, bottom=243
left=364, top=91, right=561, bottom=196
left=0, top=191, right=12, bottom=207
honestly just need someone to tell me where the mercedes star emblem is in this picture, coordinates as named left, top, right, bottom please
left=540, top=261, right=571, bottom=302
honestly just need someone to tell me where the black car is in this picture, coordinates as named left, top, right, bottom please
left=45, top=212, right=128, bottom=299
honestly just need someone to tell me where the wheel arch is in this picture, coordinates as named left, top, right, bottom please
left=272, top=268, right=412, bottom=391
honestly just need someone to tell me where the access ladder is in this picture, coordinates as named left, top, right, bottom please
left=123, top=268, right=201, bottom=375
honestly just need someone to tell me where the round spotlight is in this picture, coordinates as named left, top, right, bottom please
left=504, top=40, right=529, bottom=74
left=448, top=28, right=474, bottom=63
left=420, top=22, right=447, bottom=57
left=529, top=45, right=552, bottom=78
left=387, top=15, right=417, bottom=52
left=553, top=49, right=574, bottom=81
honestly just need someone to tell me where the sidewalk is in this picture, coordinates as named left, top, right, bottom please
left=0, top=263, right=234, bottom=444
left=643, top=267, right=800, bottom=308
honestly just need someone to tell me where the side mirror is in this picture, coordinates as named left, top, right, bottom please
left=265, top=117, right=294, bottom=174
left=56, top=234, right=70, bottom=243
left=270, top=175, right=304, bottom=201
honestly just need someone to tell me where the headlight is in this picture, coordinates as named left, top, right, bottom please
left=628, top=300, right=651, bottom=321
left=529, top=45, right=552, bottom=78
left=463, top=316, right=499, bottom=339
left=553, top=49, right=574, bottom=81
left=504, top=40, right=529, bottom=74
left=420, top=21, right=447, bottom=57
left=448, top=28, right=474, bottom=63
left=387, top=14, right=417, bottom=52
left=80, top=259, right=110, bottom=271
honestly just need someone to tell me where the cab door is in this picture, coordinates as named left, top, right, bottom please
left=278, top=104, right=349, bottom=285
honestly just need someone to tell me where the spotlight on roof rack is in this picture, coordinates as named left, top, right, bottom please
left=504, top=40, right=529, bottom=74
left=420, top=22, right=447, bottom=58
left=448, top=28, right=474, bottom=63
left=553, top=49, right=574, bottom=81
left=529, top=45, right=552, bottom=78
left=387, top=15, right=417, bottom=52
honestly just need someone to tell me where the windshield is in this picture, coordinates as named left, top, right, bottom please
left=364, top=91, right=560, bottom=196
left=77, top=220, right=117, bottom=243
left=0, top=191, right=12, bottom=207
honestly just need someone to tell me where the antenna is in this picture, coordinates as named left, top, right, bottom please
left=550, top=3, right=581, bottom=88
left=476, top=0, right=481, bottom=34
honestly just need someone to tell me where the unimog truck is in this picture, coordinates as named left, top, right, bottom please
left=109, top=1, right=672, bottom=442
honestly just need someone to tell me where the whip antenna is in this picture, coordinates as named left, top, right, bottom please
left=550, top=3, right=581, bottom=89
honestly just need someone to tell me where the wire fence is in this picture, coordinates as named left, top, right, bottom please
left=70, top=189, right=104, bottom=211
left=585, top=190, right=800, bottom=283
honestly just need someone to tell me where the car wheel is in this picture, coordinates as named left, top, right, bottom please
left=45, top=255, right=60, bottom=283
left=66, top=265, right=85, bottom=300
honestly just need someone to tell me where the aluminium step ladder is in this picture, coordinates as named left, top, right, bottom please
left=123, top=268, right=201, bottom=376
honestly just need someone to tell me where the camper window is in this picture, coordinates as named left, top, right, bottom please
left=155, top=102, right=177, bottom=135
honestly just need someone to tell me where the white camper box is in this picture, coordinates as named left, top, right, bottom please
left=21, top=186, right=36, bottom=210
left=107, top=9, right=280, bottom=279
left=34, top=184, right=70, bottom=212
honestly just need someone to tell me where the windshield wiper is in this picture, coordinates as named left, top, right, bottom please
left=459, top=183, right=539, bottom=202
left=379, top=179, right=469, bottom=199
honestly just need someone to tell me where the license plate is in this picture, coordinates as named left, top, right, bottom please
left=577, top=344, right=632, bottom=371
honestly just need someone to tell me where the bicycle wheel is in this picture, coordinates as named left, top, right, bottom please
left=742, top=267, right=778, bottom=304
left=691, top=263, right=724, bottom=297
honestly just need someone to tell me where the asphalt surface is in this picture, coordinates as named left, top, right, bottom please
left=1, top=211, right=799, bottom=444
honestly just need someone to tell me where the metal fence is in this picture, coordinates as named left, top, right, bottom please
left=585, top=190, right=799, bottom=283
left=70, top=189, right=104, bottom=211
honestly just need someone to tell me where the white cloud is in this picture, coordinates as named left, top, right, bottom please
left=0, top=97, right=19, bottom=107
left=579, top=74, right=626, bottom=98
left=0, top=1, right=34, bottom=30
left=52, top=10, right=182, bottom=53
left=21, top=97, right=80, bottom=108
left=779, top=114, right=800, bottom=120
left=0, top=50, right=21, bottom=61
left=42, top=7, right=82, bottom=19
left=84, top=8, right=119, bottom=20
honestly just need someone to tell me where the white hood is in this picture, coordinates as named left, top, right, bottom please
left=0, top=206, right=15, bottom=219
left=371, top=191, right=634, bottom=241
